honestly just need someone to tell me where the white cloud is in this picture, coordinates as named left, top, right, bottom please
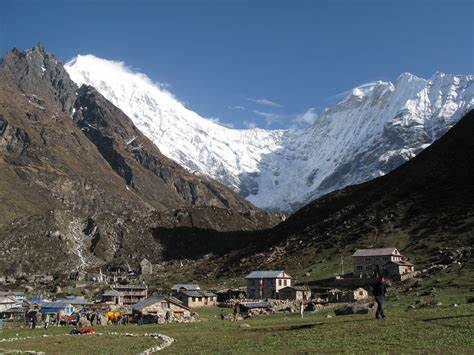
left=208, top=117, right=234, bottom=128
left=229, top=105, right=245, bottom=110
left=295, top=107, right=318, bottom=126
left=243, top=120, right=257, bottom=129
left=247, top=98, right=283, bottom=108
left=253, top=110, right=282, bottom=127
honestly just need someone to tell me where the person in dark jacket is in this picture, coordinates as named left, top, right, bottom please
left=373, top=275, right=388, bottom=319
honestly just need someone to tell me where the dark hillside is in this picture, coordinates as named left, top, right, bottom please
left=175, top=110, right=474, bottom=281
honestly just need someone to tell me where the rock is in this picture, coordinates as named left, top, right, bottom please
left=334, top=303, right=370, bottom=316
left=53, top=285, right=62, bottom=294
left=326, top=314, right=332, bottom=318
left=306, top=302, right=324, bottom=312
left=304, top=272, right=311, bottom=277
left=452, top=304, right=458, bottom=307
left=77, top=317, right=91, bottom=328
left=239, top=323, right=251, bottom=328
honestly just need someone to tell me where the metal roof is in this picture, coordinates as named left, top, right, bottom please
left=0, top=297, right=16, bottom=304
left=0, top=306, right=27, bottom=313
left=245, top=270, right=290, bottom=279
left=0, top=291, right=24, bottom=297
left=102, top=290, right=124, bottom=297
left=280, top=286, right=310, bottom=291
left=171, top=284, right=200, bottom=291
left=39, top=301, right=72, bottom=309
left=57, top=297, right=90, bottom=305
left=352, top=248, right=399, bottom=257
left=391, top=260, right=414, bottom=266
left=178, top=290, right=216, bottom=298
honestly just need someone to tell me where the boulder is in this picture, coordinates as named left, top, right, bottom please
left=77, top=317, right=92, bottom=328
left=334, top=303, right=370, bottom=316
left=239, top=323, right=251, bottom=328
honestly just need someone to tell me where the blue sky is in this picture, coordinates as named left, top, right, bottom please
left=1, top=0, right=473, bottom=129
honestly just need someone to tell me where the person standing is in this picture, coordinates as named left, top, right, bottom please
left=31, top=313, right=37, bottom=329
left=300, top=302, right=305, bottom=319
left=372, top=275, right=388, bottom=319
left=44, top=314, right=50, bottom=329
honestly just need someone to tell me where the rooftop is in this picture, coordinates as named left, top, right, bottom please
left=132, top=295, right=188, bottom=311
left=352, top=248, right=399, bottom=257
left=391, top=260, right=414, bottom=266
left=171, top=284, right=200, bottom=291
left=240, top=301, right=271, bottom=309
left=245, top=270, right=291, bottom=279
left=0, top=291, right=24, bottom=297
left=0, top=296, right=16, bottom=304
left=113, top=284, right=147, bottom=290
left=39, top=301, right=72, bottom=309
left=102, top=290, right=124, bottom=297
left=280, top=286, right=310, bottom=291
left=179, top=290, right=216, bottom=298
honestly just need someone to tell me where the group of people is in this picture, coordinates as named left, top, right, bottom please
left=27, top=312, right=64, bottom=329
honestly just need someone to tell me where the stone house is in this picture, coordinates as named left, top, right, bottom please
left=327, top=288, right=368, bottom=303
left=0, top=297, right=16, bottom=312
left=352, top=248, right=415, bottom=279
left=0, top=291, right=25, bottom=306
left=278, top=286, right=312, bottom=301
left=171, top=284, right=200, bottom=297
left=112, top=284, right=148, bottom=305
left=176, top=290, right=217, bottom=308
left=215, top=288, right=247, bottom=302
left=131, top=295, right=192, bottom=323
left=385, top=260, right=415, bottom=281
left=245, top=270, right=292, bottom=299
left=102, top=290, right=124, bottom=306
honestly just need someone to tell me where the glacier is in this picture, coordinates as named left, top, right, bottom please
left=65, top=55, right=474, bottom=211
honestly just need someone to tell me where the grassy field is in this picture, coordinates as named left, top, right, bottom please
left=1, top=288, right=473, bottom=354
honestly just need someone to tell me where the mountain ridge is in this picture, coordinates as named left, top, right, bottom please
left=66, top=55, right=474, bottom=211
left=0, top=45, right=278, bottom=275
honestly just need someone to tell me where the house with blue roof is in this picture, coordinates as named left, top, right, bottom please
left=245, top=270, right=292, bottom=299
left=39, top=301, right=74, bottom=315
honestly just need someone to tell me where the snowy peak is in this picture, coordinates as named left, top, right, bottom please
left=65, top=55, right=474, bottom=211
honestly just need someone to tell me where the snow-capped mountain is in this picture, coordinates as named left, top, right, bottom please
left=65, top=55, right=473, bottom=211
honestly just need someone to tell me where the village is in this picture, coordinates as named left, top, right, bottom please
left=0, top=247, right=418, bottom=330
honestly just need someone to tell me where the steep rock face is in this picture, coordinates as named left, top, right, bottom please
left=72, top=85, right=264, bottom=212
left=66, top=55, right=474, bottom=211
left=1, top=44, right=77, bottom=114
left=0, top=45, right=278, bottom=275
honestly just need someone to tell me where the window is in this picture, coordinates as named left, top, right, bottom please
left=283, top=279, right=287, bottom=286
left=357, top=265, right=363, bottom=271
left=192, top=297, right=196, bottom=302
left=278, top=279, right=282, bottom=286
